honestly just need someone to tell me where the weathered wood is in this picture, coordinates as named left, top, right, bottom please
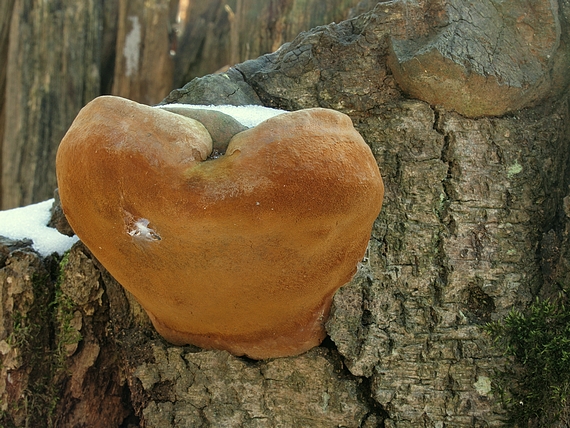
left=173, top=0, right=367, bottom=87
left=1, top=0, right=105, bottom=209
left=111, top=0, right=178, bottom=105
left=0, top=247, right=54, bottom=427
left=0, top=0, right=16, bottom=204
left=100, top=1, right=120, bottom=95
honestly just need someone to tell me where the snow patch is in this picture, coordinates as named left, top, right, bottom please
left=0, top=199, right=79, bottom=257
left=155, top=104, right=287, bottom=128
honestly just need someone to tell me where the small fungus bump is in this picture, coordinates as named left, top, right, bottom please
left=56, top=95, right=384, bottom=359
left=156, top=105, right=247, bottom=154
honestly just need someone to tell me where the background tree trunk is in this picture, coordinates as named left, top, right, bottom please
left=111, top=0, right=178, bottom=105
left=0, top=0, right=16, bottom=204
left=173, top=0, right=365, bottom=87
left=1, top=0, right=109, bottom=210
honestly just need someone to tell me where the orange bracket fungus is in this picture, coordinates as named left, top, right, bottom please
left=56, top=96, right=384, bottom=359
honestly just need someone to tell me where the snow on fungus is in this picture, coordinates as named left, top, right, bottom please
left=55, top=95, right=384, bottom=359
left=155, top=103, right=286, bottom=129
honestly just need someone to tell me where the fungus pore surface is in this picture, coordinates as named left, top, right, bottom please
left=56, top=96, right=384, bottom=359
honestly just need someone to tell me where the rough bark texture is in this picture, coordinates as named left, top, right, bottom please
left=173, top=0, right=367, bottom=87
left=112, top=0, right=178, bottom=105
left=0, top=241, right=377, bottom=427
left=0, top=0, right=16, bottom=199
left=2, top=1, right=570, bottom=427
left=327, top=101, right=570, bottom=426
left=1, top=0, right=108, bottom=209
left=0, top=242, right=54, bottom=427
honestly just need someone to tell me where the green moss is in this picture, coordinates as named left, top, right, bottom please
left=0, top=251, right=84, bottom=428
left=52, top=252, right=82, bottom=362
left=5, top=311, right=32, bottom=349
left=0, top=268, right=56, bottom=428
left=485, top=288, right=570, bottom=426
left=46, top=251, right=83, bottom=421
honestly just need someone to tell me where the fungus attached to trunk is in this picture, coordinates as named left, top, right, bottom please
left=56, top=96, right=384, bottom=359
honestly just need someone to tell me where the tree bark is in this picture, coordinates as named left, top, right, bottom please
left=0, top=0, right=16, bottom=203
left=111, top=0, right=178, bottom=105
left=173, top=0, right=368, bottom=87
left=1, top=0, right=105, bottom=209
left=0, top=0, right=176, bottom=209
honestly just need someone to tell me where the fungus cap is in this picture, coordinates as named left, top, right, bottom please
left=56, top=96, right=384, bottom=359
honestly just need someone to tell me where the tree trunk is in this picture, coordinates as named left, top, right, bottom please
left=173, top=0, right=366, bottom=87
left=111, top=0, right=178, bottom=105
left=2, top=1, right=570, bottom=427
left=0, top=0, right=16, bottom=203
left=1, top=0, right=106, bottom=209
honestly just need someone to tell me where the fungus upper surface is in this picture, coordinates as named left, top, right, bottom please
left=56, top=95, right=384, bottom=359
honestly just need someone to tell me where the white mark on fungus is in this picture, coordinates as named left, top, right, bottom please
left=128, top=218, right=161, bottom=242
left=124, top=211, right=161, bottom=242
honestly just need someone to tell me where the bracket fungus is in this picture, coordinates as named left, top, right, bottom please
left=56, top=96, right=384, bottom=359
